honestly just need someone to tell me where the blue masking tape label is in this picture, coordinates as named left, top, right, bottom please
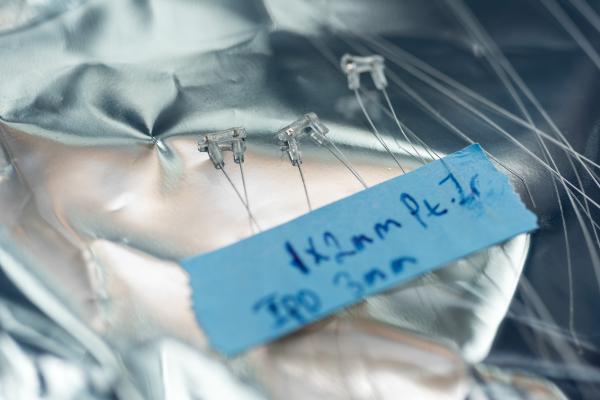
left=182, top=144, right=538, bottom=356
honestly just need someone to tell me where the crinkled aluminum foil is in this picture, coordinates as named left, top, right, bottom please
left=1, top=0, right=599, bottom=398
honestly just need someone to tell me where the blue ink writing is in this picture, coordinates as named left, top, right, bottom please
left=285, top=241, right=309, bottom=275
left=253, top=290, right=321, bottom=328
left=333, top=271, right=364, bottom=298
left=424, top=199, right=448, bottom=217
left=390, top=256, right=418, bottom=274
left=182, top=144, right=539, bottom=356
left=374, top=218, right=402, bottom=239
left=305, top=237, right=329, bottom=265
left=400, top=192, right=427, bottom=228
left=438, top=172, right=480, bottom=205
left=364, top=268, right=387, bottom=286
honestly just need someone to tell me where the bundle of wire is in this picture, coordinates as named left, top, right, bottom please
left=0, top=0, right=598, bottom=399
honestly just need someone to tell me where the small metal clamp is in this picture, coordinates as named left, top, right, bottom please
left=340, top=54, right=388, bottom=90
left=198, top=127, right=247, bottom=169
left=276, top=113, right=329, bottom=166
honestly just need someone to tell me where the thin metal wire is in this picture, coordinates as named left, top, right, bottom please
left=238, top=162, right=255, bottom=233
left=239, top=162, right=250, bottom=211
left=353, top=78, right=441, bottom=163
left=353, top=89, right=406, bottom=174
left=402, top=124, right=441, bottom=161
left=300, top=38, right=369, bottom=189
left=384, top=62, right=547, bottom=209
left=541, top=0, right=600, bottom=71
left=366, top=34, right=600, bottom=174
left=570, top=0, right=600, bottom=35
left=381, top=88, right=425, bottom=165
left=297, top=163, right=312, bottom=211
left=355, top=39, right=539, bottom=207
left=341, top=34, right=541, bottom=208
left=323, top=140, right=368, bottom=188
left=337, top=37, right=429, bottom=166
left=447, top=1, right=599, bottom=349
left=220, top=167, right=261, bottom=231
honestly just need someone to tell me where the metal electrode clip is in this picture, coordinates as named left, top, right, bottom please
left=198, top=127, right=247, bottom=169
left=341, top=54, right=388, bottom=90
left=276, top=113, right=329, bottom=166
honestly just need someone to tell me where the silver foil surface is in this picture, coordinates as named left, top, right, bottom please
left=1, top=0, right=599, bottom=398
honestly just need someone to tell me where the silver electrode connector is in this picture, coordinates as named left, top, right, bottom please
left=198, top=127, right=247, bottom=169
left=276, top=113, right=329, bottom=166
left=341, top=54, right=388, bottom=90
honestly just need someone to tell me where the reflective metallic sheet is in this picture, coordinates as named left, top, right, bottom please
left=0, top=0, right=599, bottom=398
